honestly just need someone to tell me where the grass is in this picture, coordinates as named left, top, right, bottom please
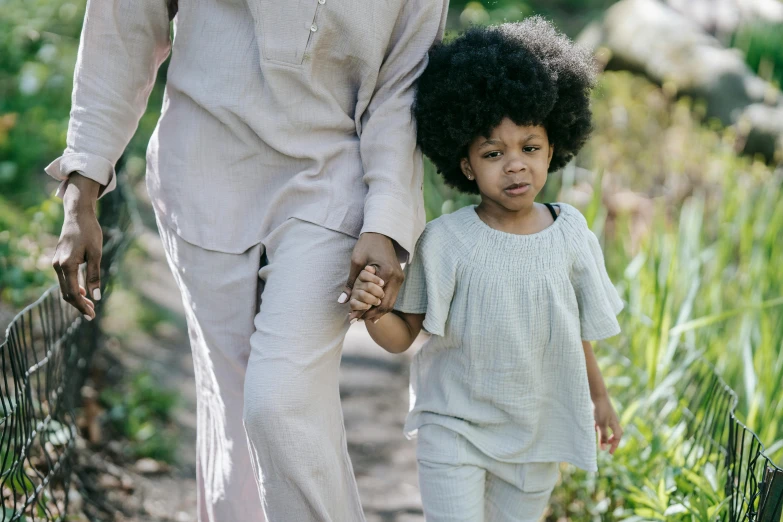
left=100, top=371, right=179, bottom=463
left=570, top=72, right=783, bottom=518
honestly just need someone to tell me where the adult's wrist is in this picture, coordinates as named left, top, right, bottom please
left=63, top=173, right=101, bottom=212
left=360, top=231, right=391, bottom=242
left=359, top=231, right=408, bottom=264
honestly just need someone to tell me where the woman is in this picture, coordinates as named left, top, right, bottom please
left=47, top=1, right=448, bottom=520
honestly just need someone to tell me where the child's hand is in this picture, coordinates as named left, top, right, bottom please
left=348, top=265, right=386, bottom=322
left=593, top=396, right=623, bottom=455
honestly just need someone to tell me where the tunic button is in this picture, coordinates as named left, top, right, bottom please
left=310, top=23, right=318, bottom=32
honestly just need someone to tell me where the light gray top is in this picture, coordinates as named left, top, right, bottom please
left=46, top=0, right=449, bottom=256
left=394, top=203, right=623, bottom=472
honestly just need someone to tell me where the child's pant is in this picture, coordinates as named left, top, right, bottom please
left=416, top=424, right=559, bottom=522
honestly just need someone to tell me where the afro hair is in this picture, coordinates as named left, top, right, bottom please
left=413, top=17, right=596, bottom=194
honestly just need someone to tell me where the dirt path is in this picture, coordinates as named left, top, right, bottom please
left=98, top=219, right=427, bottom=522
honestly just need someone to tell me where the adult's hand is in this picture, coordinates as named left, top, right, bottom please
left=52, top=173, right=103, bottom=320
left=339, top=232, right=404, bottom=323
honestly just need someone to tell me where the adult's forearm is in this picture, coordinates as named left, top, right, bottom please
left=358, top=0, right=448, bottom=259
left=63, top=174, right=101, bottom=213
left=46, top=0, right=172, bottom=199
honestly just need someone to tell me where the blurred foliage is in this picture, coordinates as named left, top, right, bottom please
left=100, top=371, right=179, bottom=463
left=0, top=0, right=165, bottom=306
left=0, top=0, right=81, bottom=305
left=0, top=0, right=84, bottom=204
left=0, top=194, right=62, bottom=304
left=0, top=0, right=85, bottom=304
left=447, top=0, right=618, bottom=36
left=731, top=21, right=783, bottom=88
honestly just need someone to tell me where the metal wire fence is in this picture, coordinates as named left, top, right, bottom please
left=678, top=358, right=783, bottom=521
left=1, top=173, right=137, bottom=521
left=0, top=174, right=781, bottom=520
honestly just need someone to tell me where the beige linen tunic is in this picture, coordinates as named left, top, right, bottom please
left=394, top=204, right=624, bottom=472
left=46, top=0, right=449, bottom=255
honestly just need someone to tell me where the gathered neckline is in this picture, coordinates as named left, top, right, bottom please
left=466, top=203, right=568, bottom=240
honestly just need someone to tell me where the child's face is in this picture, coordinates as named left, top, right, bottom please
left=460, top=118, right=554, bottom=212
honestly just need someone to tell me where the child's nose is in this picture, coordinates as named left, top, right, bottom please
left=504, top=154, right=527, bottom=174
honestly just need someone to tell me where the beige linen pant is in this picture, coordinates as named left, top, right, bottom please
left=157, top=216, right=365, bottom=522
left=416, top=424, right=559, bottom=522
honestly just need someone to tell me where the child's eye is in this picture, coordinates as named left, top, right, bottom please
left=523, top=146, right=540, bottom=153
left=483, top=151, right=502, bottom=158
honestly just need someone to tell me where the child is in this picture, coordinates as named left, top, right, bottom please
left=348, top=18, right=624, bottom=522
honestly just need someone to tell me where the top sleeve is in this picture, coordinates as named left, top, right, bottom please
left=358, top=0, right=449, bottom=262
left=44, top=0, right=172, bottom=198
left=572, top=227, right=624, bottom=342
left=393, top=222, right=456, bottom=337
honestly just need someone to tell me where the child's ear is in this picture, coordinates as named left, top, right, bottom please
left=547, top=144, right=555, bottom=167
left=460, top=158, right=475, bottom=181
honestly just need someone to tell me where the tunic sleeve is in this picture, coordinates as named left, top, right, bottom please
left=393, top=222, right=456, bottom=337
left=44, top=0, right=172, bottom=199
left=572, top=228, right=624, bottom=341
left=358, top=0, right=449, bottom=261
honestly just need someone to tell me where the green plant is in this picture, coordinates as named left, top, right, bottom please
left=447, top=0, right=619, bottom=35
left=731, top=21, right=783, bottom=88
left=0, top=0, right=167, bottom=307
left=552, top=72, right=783, bottom=519
left=0, top=194, right=61, bottom=305
left=0, top=0, right=86, bottom=204
left=100, top=371, right=179, bottom=463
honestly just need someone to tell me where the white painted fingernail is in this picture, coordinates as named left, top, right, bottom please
left=92, top=289, right=101, bottom=301
left=379, top=279, right=385, bottom=286
left=83, top=314, right=93, bottom=322
left=338, top=292, right=348, bottom=304
left=373, top=319, right=379, bottom=324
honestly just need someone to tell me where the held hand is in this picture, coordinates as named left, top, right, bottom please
left=339, top=232, right=404, bottom=323
left=52, top=174, right=103, bottom=320
left=348, top=266, right=386, bottom=322
left=594, top=395, right=623, bottom=455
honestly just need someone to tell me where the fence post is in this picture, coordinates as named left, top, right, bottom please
left=758, top=466, right=783, bottom=522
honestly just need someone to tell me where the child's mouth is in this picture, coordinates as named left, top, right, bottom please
left=504, top=183, right=531, bottom=196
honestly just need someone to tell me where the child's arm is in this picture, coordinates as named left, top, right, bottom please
left=582, top=340, right=623, bottom=455
left=366, top=310, right=424, bottom=354
left=349, top=266, right=424, bottom=354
